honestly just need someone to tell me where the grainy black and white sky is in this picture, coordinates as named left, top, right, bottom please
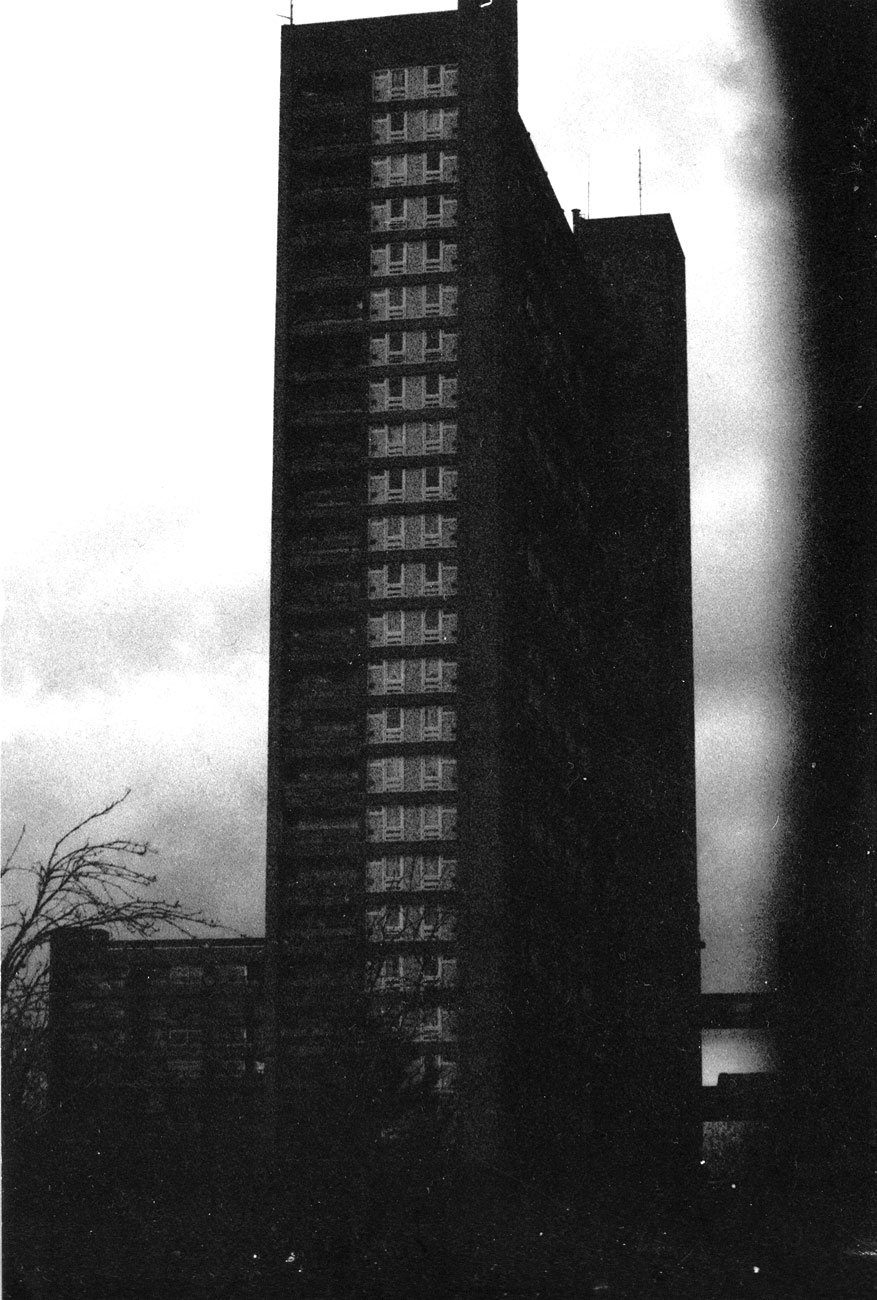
left=4, top=0, right=807, bottom=1076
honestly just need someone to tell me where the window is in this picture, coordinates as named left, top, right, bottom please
left=373, top=761, right=406, bottom=794
left=372, top=242, right=456, bottom=279
left=423, top=514, right=441, bottom=546
left=423, top=284, right=442, bottom=316
left=384, top=904, right=405, bottom=934
left=421, top=904, right=440, bottom=936
left=369, top=611, right=456, bottom=648
left=422, top=420, right=441, bottom=451
left=389, top=111, right=405, bottom=139
left=374, top=65, right=457, bottom=103
left=418, top=1007, right=441, bottom=1041
left=372, top=155, right=412, bottom=188
left=369, top=659, right=455, bottom=696
left=168, top=1028, right=202, bottom=1049
left=423, top=466, right=441, bottom=497
left=424, top=328, right=442, bottom=359
left=368, top=613, right=394, bottom=647
left=367, top=198, right=408, bottom=232
left=385, top=562, right=403, bottom=596
left=380, top=956, right=404, bottom=987
left=384, top=856, right=404, bottom=889
left=388, top=331, right=405, bottom=362
left=369, top=421, right=456, bottom=460
left=423, top=609, right=441, bottom=643
left=422, top=806, right=441, bottom=839
left=374, top=196, right=455, bottom=233
left=368, top=806, right=403, bottom=841
left=374, top=153, right=453, bottom=188
left=436, top=1055, right=457, bottom=1091
left=434, top=195, right=457, bottom=227
left=423, top=659, right=443, bottom=691
left=421, top=856, right=442, bottom=889
left=439, top=283, right=458, bottom=322
left=386, top=516, right=404, bottom=548
left=423, top=560, right=441, bottom=595
left=368, top=704, right=456, bottom=741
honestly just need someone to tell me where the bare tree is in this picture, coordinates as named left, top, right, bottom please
left=1, top=791, right=219, bottom=1114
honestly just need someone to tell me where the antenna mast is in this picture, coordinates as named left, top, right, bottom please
left=638, top=148, right=642, bottom=216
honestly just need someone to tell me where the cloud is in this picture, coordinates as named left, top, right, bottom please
left=3, top=648, right=268, bottom=936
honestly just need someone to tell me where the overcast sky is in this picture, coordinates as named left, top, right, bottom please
left=3, top=1, right=806, bottom=1073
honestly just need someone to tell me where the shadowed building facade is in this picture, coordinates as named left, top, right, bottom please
left=47, top=930, right=267, bottom=1191
left=266, top=0, right=701, bottom=1189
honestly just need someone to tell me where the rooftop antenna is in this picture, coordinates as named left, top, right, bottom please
left=587, top=154, right=590, bottom=220
left=638, top=148, right=642, bottom=216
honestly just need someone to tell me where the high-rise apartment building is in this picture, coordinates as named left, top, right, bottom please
left=266, top=0, right=701, bottom=1185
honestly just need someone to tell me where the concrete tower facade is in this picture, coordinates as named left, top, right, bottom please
left=267, top=0, right=700, bottom=1185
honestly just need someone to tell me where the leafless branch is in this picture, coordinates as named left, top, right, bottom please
left=2, top=794, right=219, bottom=1006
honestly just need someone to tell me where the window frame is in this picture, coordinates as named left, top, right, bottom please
left=422, top=705, right=441, bottom=740
left=383, top=856, right=404, bottom=889
left=421, top=856, right=442, bottom=889
left=383, top=611, right=403, bottom=645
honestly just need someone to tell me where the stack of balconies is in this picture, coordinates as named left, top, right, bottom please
left=279, top=83, right=370, bottom=1054
left=366, top=62, right=461, bottom=1092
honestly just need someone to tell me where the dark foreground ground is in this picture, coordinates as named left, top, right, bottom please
left=5, top=1139, right=876, bottom=1300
